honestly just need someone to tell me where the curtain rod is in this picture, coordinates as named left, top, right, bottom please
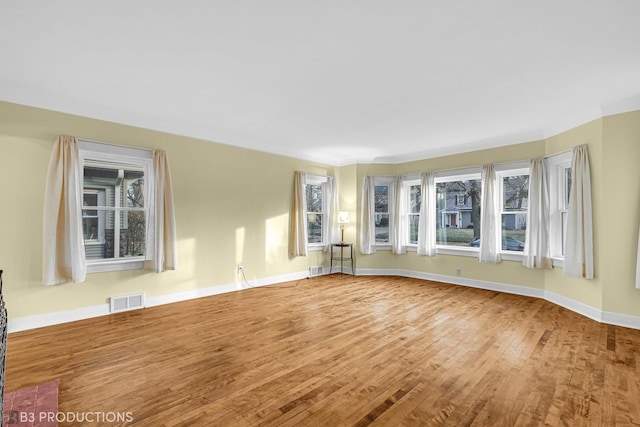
left=77, top=137, right=153, bottom=153
left=542, top=148, right=572, bottom=159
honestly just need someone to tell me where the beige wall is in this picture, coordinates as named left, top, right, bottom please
left=3, top=100, right=640, bottom=324
left=0, top=102, right=331, bottom=318
left=601, top=111, right=640, bottom=315
left=544, top=119, right=604, bottom=310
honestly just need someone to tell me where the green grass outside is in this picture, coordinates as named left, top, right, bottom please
left=437, top=228, right=526, bottom=246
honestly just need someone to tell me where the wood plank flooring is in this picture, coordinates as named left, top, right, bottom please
left=5, top=275, right=640, bottom=426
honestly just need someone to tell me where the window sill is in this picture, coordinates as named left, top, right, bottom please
left=307, top=245, right=326, bottom=252
left=551, top=257, right=564, bottom=267
left=87, top=259, right=145, bottom=273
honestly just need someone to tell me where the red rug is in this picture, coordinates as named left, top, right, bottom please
left=3, top=380, right=59, bottom=427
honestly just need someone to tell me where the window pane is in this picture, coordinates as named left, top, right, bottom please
left=375, top=214, right=389, bottom=243
left=503, top=175, right=529, bottom=210
left=122, top=211, right=146, bottom=257
left=84, top=164, right=144, bottom=207
left=436, top=179, right=481, bottom=246
left=126, top=178, right=145, bottom=208
left=84, top=210, right=146, bottom=260
left=409, top=214, right=419, bottom=245
left=374, top=185, right=389, bottom=213
left=410, top=185, right=421, bottom=213
left=83, top=217, right=99, bottom=240
left=561, top=211, right=568, bottom=255
left=564, top=167, right=572, bottom=207
left=83, top=193, right=98, bottom=216
left=307, top=213, right=322, bottom=243
left=306, top=184, right=322, bottom=213
left=501, top=213, right=526, bottom=252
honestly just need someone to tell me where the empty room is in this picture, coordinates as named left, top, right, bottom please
left=2, top=1, right=640, bottom=426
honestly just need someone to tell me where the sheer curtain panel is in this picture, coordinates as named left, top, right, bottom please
left=563, top=145, right=594, bottom=279
left=325, top=176, right=339, bottom=251
left=479, top=164, right=501, bottom=263
left=145, top=149, right=178, bottom=273
left=43, top=135, right=86, bottom=285
left=391, top=177, right=406, bottom=254
left=288, top=171, right=307, bottom=257
left=523, top=158, right=552, bottom=269
left=417, top=172, right=437, bottom=257
left=360, top=176, right=376, bottom=254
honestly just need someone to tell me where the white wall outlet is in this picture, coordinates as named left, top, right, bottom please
left=237, top=265, right=243, bottom=274
left=455, top=268, right=462, bottom=277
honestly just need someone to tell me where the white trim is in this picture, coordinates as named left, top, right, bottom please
left=543, top=290, right=602, bottom=323
left=8, top=304, right=111, bottom=333
left=354, top=268, right=640, bottom=330
left=10, top=268, right=640, bottom=333
left=7, top=270, right=310, bottom=333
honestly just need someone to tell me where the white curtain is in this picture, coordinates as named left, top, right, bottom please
left=479, top=164, right=501, bottom=263
left=145, top=149, right=178, bottom=273
left=360, top=176, right=376, bottom=254
left=417, top=172, right=437, bottom=257
left=324, top=176, right=339, bottom=251
left=288, top=171, right=307, bottom=257
left=523, top=158, right=552, bottom=269
left=43, top=135, right=86, bottom=285
left=391, top=176, right=406, bottom=254
left=564, top=144, right=594, bottom=279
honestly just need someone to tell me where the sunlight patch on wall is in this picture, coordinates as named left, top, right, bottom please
left=236, top=227, right=245, bottom=265
left=266, top=214, right=288, bottom=264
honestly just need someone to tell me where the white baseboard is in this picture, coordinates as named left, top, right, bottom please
left=9, top=268, right=640, bottom=333
left=357, top=267, right=640, bottom=330
left=8, top=270, right=311, bottom=333
left=8, top=303, right=111, bottom=333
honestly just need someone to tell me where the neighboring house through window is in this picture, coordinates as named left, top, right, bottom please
left=496, top=165, right=530, bottom=252
left=305, top=174, right=330, bottom=249
left=78, top=140, right=153, bottom=272
left=435, top=170, right=482, bottom=248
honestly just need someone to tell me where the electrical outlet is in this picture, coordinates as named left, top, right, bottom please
left=237, top=265, right=243, bottom=274
left=455, top=268, right=462, bottom=277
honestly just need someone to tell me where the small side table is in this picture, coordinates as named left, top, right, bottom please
left=330, top=243, right=354, bottom=275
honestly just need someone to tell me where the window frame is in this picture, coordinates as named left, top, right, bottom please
left=78, top=140, right=153, bottom=273
left=546, top=152, right=572, bottom=265
left=496, top=166, right=530, bottom=256
left=305, top=174, right=330, bottom=251
left=373, top=176, right=396, bottom=249
left=433, top=168, right=482, bottom=256
left=403, top=177, right=421, bottom=248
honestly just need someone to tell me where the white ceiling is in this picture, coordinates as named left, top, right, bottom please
left=2, top=1, right=640, bottom=165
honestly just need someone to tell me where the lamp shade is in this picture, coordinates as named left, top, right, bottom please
left=338, top=211, right=350, bottom=224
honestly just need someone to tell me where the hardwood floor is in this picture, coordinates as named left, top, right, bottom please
left=6, top=275, right=640, bottom=426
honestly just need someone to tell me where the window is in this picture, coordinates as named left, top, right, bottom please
left=78, top=141, right=153, bottom=271
left=401, top=178, right=421, bottom=245
left=372, top=177, right=396, bottom=244
left=305, top=175, right=329, bottom=248
left=435, top=172, right=482, bottom=248
left=408, top=182, right=421, bottom=245
left=547, top=152, right=572, bottom=259
left=497, top=168, right=529, bottom=252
